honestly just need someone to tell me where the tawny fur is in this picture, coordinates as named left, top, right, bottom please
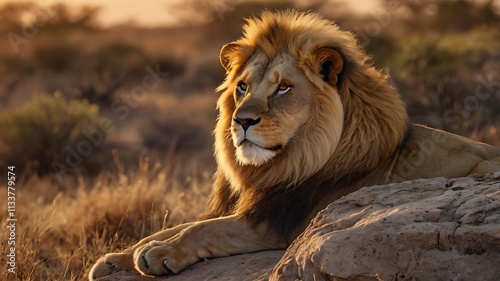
left=214, top=10, right=408, bottom=193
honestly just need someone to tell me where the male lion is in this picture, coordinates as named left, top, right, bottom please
left=90, top=10, right=500, bottom=280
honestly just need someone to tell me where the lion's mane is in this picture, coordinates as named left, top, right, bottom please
left=203, top=10, right=409, bottom=239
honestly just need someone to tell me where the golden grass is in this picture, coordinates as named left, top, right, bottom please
left=0, top=158, right=211, bottom=280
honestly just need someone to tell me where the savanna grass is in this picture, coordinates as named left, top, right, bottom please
left=0, top=158, right=210, bottom=280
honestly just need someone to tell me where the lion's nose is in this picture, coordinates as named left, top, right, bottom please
left=233, top=117, right=261, bottom=131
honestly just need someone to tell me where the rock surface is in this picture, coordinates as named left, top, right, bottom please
left=96, top=250, right=284, bottom=281
left=270, top=174, right=500, bottom=281
left=97, top=174, right=500, bottom=281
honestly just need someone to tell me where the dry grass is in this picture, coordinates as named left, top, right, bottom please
left=0, top=158, right=211, bottom=281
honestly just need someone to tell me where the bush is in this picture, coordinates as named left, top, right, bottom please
left=384, top=28, right=500, bottom=137
left=33, top=43, right=81, bottom=73
left=0, top=92, right=100, bottom=174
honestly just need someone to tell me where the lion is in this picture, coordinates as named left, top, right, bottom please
left=89, top=10, right=500, bottom=280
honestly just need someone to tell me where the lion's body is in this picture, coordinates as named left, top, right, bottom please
left=89, top=10, right=500, bottom=280
left=201, top=10, right=500, bottom=241
left=391, top=125, right=500, bottom=181
left=202, top=124, right=500, bottom=241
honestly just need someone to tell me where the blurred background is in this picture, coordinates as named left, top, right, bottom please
left=0, top=0, right=499, bottom=179
left=0, top=0, right=499, bottom=280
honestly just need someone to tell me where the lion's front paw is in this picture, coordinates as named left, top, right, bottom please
left=133, top=240, right=196, bottom=276
left=89, top=252, right=136, bottom=281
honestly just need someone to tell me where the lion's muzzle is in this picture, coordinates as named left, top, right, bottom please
left=233, top=117, right=261, bottom=131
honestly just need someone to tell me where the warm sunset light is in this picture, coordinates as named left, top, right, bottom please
left=0, top=0, right=383, bottom=27
left=0, top=1, right=499, bottom=280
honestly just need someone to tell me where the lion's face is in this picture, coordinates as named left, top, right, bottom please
left=215, top=34, right=348, bottom=189
left=230, top=50, right=315, bottom=166
left=213, top=10, right=408, bottom=191
left=216, top=42, right=346, bottom=189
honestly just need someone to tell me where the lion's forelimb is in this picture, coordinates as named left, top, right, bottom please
left=88, top=222, right=194, bottom=281
left=125, top=222, right=195, bottom=253
left=133, top=214, right=286, bottom=275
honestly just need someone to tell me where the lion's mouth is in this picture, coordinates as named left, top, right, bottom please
left=235, top=140, right=284, bottom=166
left=268, top=145, right=283, bottom=151
left=239, top=140, right=283, bottom=151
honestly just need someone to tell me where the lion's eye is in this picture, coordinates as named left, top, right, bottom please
left=236, top=82, right=248, bottom=95
left=276, top=83, right=291, bottom=95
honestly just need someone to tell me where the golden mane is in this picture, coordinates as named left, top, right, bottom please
left=214, top=10, right=408, bottom=193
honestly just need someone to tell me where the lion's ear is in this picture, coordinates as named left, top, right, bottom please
left=220, top=43, right=239, bottom=72
left=315, top=48, right=343, bottom=87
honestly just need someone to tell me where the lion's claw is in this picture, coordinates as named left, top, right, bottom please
left=163, top=259, right=169, bottom=271
left=140, top=255, right=149, bottom=269
left=163, top=259, right=176, bottom=275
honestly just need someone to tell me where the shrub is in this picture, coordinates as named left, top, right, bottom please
left=77, top=42, right=150, bottom=106
left=33, top=43, right=81, bottom=73
left=386, top=28, right=500, bottom=136
left=0, top=92, right=100, bottom=174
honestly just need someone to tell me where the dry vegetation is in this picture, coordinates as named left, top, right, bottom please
left=0, top=159, right=211, bottom=280
left=0, top=0, right=499, bottom=280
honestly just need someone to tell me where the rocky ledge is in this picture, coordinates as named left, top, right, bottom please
left=97, top=173, right=500, bottom=281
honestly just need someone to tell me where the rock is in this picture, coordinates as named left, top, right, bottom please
left=270, top=175, right=500, bottom=281
left=97, top=175, right=500, bottom=281
left=96, top=250, right=284, bottom=281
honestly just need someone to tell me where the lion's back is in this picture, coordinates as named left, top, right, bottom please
left=389, top=124, right=500, bottom=182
